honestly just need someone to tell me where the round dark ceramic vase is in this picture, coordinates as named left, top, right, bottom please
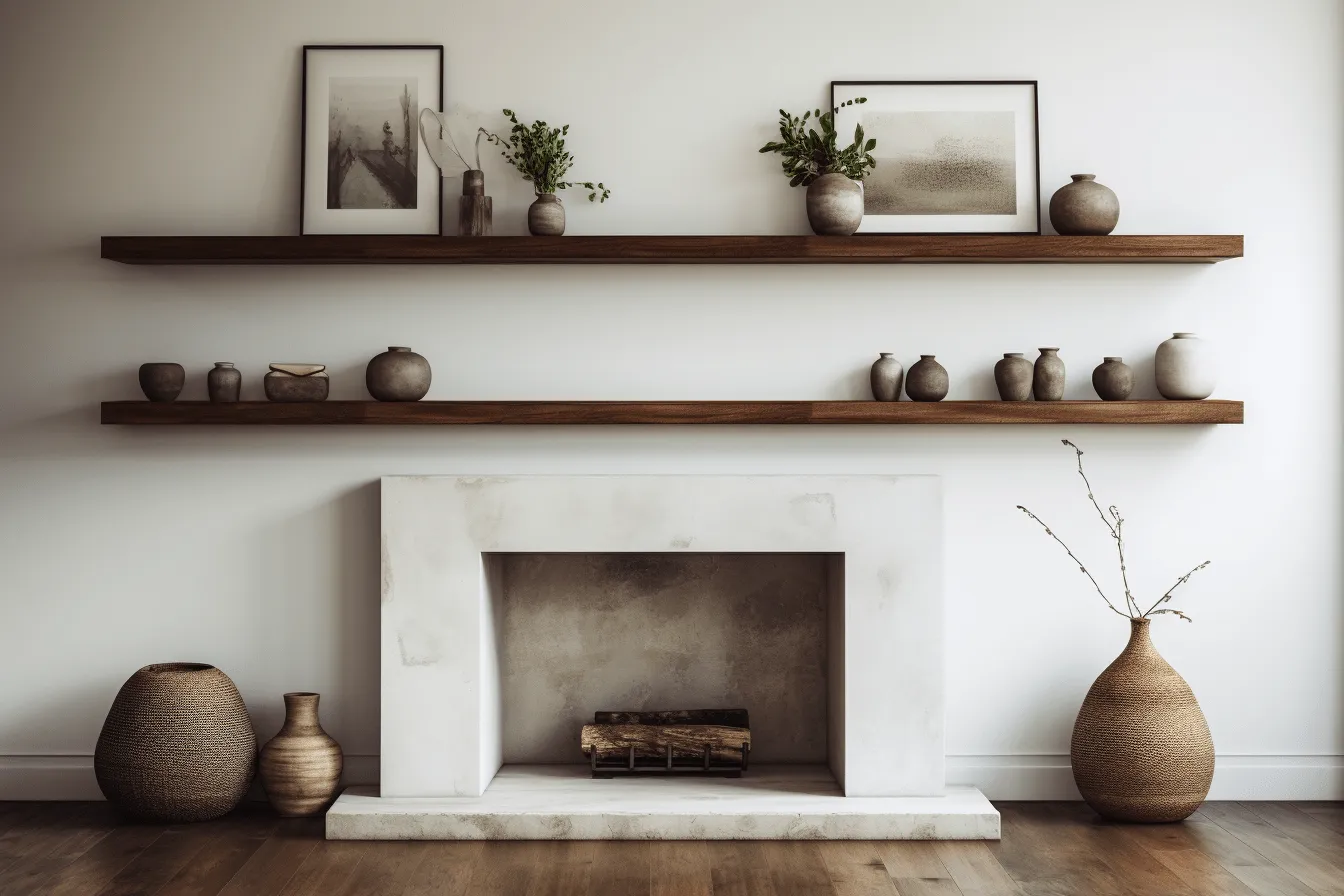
left=207, top=362, right=241, bottom=403
left=528, top=193, right=565, bottom=236
left=905, top=355, right=949, bottom=402
left=1049, top=174, right=1120, bottom=236
left=870, top=353, right=904, bottom=402
left=1071, top=618, right=1214, bottom=822
left=1033, top=348, right=1066, bottom=401
left=994, top=353, right=1033, bottom=401
left=366, top=347, right=432, bottom=402
left=805, top=173, right=864, bottom=236
left=1092, top=357, right=1134, bottom=401
left=138, top=363, right=185, bottom=402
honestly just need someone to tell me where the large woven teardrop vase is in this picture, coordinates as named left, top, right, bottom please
left=258, top=692, right=343, bottom=816
left=1071, top=618, right=1214, bottom=822
left=95, top=663, right=256, bottom=822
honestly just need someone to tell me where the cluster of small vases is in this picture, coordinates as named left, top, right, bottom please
left=136, top=347, right=434, bottom=403
left=870, top=334, right=1215, bottom=402
left=870, top=353, right=949, bottom=402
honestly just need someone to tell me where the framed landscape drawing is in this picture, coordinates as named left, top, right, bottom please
left=831, top=81, right=1039, bottom=234
left=301, top=45, right=443, bottom=235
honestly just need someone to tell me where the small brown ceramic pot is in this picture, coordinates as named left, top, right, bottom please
left=366, top=347, right=431, bottom=401
left=905, top=355, right=949, bottom=402
left=138, top=363, right=185, bottom=402
left=1092, top=357, right=1134, bottom=401
left=207, top=362, right=242, bottom=402
left=528, top=194, right=565, bottom=236
left=1033, top=348, right=1066, bottom=401
left=805, top=173, right=864, bottom=236
left=1049, top=174, right=1120, bottom=236
left=994, top=353, right=1033, bottom=401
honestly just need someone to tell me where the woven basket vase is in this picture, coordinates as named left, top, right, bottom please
left=1071, top=618, right=1214, bottom=822
left=95, top=663, right=256, bottom=822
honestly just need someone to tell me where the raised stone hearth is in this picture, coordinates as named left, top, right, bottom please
left=328, top=474, right=998, bottom=840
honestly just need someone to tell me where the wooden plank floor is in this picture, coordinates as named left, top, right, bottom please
left=0, top=801, right=1340, bottom=895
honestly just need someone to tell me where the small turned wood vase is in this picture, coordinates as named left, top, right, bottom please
left=259, top=692, right=344, bottom=817
left=95, top=663, right=256, bottom=822
left=459, top=170, right=492, bottom=237
left=1071, top=618, right=1214, bottom=822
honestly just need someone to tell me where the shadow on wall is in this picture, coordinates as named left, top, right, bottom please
left=251, top=480, right=381, bottom=782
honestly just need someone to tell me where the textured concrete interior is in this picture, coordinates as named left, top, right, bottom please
left=497, top=553, right=831, bottom=764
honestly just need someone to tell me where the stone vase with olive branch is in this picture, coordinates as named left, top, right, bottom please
left=1018, top=439, right=1214, bottom=822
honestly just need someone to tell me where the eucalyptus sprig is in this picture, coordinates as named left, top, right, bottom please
left=482, top=110, right=609, bottom=201
left=759, top=98, right=877, bottom=186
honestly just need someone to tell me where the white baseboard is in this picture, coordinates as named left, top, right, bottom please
left=947, top=754, right=1344, bottom=800
left=3, top=754, right=1340, bottom=801
left=0, top=755, right=381, bottom=801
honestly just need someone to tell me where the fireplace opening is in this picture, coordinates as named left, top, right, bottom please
left=489, top=553, right=842, bottom=773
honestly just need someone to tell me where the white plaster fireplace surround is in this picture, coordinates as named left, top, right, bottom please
left=327, top=475, right=999, bottom=839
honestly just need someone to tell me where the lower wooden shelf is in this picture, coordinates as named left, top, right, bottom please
left=100, top=400, right=1244, bottom=425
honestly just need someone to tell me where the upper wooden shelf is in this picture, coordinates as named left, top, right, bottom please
left=100, top=235, right=1244, bottom=265
left=101, top=400, right=1244, bottom=425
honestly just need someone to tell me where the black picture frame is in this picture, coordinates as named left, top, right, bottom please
left=301, top=44, right=445, bottom=235
left=830, top=80, right=1041, bottom=236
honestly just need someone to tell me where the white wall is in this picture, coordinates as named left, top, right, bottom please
left=1, top=0, right=1340, bottom=799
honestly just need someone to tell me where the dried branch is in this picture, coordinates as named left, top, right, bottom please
left=1142, top=561, right=1211, bottom=617
left=1017, top=505, right=1130, bottom=618
left=1062, top=439, right=1139, bottom=616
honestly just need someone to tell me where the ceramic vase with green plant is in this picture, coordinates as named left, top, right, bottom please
left=1018, top=440, right=1214, bottom=822
left=484, top=110, right=609, bottom=236
left=759, top=98, right=876, bottom=235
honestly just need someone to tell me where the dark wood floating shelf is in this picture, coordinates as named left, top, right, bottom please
left=101, top=400, right=1244, bottom=425
left=100, top=234, right=1243, bottom=265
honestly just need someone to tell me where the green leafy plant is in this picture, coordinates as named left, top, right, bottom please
left=759, top=98, right=876, bottom=186
left=482, top=110, right=610, bottom=201
left=1018, top=440, right=1211, bottom=622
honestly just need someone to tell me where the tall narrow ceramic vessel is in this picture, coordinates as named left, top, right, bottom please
left=869, top=353, right=904, bottom=401
left=459, top=170, right=492, bottom=236
left=1071, top=618, right=1214, bottom=822
left=259, top=692, right=343, bottom=817
left=1033, top=348, right=1065, bottom=401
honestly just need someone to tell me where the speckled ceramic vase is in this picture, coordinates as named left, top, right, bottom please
left=528, top=193, right=565, bottom=236
left=905, top=355, right=949, bottom=402
left=207, top=362, right=241, bottom=403
left=138, top=363, right=185, bottom=402
left=1092, top=357, right=1134, bottom=401
left=258, top=692, right=343, bottom=817
left=366, top=346, right=431, bottom=402
left=805, top=173, right=864, bottom=236
left=1033, top=348, right=1066, bottom=401
left=870, top=353, right=904, bottom=401
left=1050, top=174, right=1120, bottom=235
left=994, top=353, right=1033, bottom=401
left=1155, top=333, right=1216, bottom=400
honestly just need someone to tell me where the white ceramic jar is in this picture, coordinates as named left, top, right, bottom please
left=1154, top=333, right=1215, bottom=400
